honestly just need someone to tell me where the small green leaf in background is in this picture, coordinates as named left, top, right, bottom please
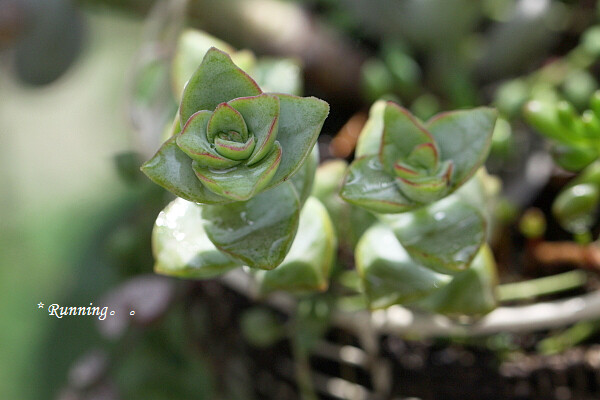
left=553, top=183, right=599, bottom=235
left=240, top=307, right=285, bottom=348
left=254, top=197, right=336, bottom=293
left=385, top=196, right=487, bottom=274
left=253, top=58, right=303, bottom=96
left=201, top=182, right=300, bottom=270
left=415, top=245, right=498, bottom=316
left=171, top=29, right=236, bottom=98
left=355, top=224, right=451, bottom=309
left=152, top=198, right=241, bottom=278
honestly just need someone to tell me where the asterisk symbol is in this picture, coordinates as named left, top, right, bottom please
left=37, top=302, right=44, bottom=309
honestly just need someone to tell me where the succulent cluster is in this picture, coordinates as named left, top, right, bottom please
left=141, top=42, right=500, bottom=316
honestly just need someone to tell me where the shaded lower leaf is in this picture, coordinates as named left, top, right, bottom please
left=340, top=155, right=418, bottom=213
left=140, top=136, right=233, bottom=204
left=414, top=245, right=498, bottom=316
left=312, top=159, right=377, bottom=249
left=254, top=197, right=336, bottom=293
left=355, top=224, right=450, bottom=309
left=152, top=198, right=241, bottom=278
left=385, top=197, right=486, bottom=274
left=202, top=182, right=301, bottom=270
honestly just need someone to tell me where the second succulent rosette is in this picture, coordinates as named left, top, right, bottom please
left=341, top=100, right=496, bottom=213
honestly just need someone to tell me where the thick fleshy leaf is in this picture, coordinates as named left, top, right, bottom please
left=206, top=102, right=248, bottom=143
left=254, top=197, right=336, bottom=293
left=193, top=142, right=282, bottom=201
left=340, top=155, right=419, bottom=213
left=415, top=245, right=498, bottom=316
left=386, top=197, right=486, bottom=274
left=356, top=224, right=451, bottom=309
left=171, top=29, right=235, bottom=99
left=140, top=136, right=232, bottom=204
left=201, top=182, right=301, bottom=270
left=426, top=107, right=497, bottom=189
left=290, top=144, right=319, bottom=205
left=379, top=102, right=434, bottom=174
left=229, top=94, right=280, bottom=165
left=153, top=198, right=241, bottom=278
left=176, top=111, right=240, bottom=169
left=356, top=100, right=386, bottom=157
left=214, top=135, right=255, bottom=160
left=180, top=47, right=262, bottom=124
left=263, top=94, right=329, bottom=190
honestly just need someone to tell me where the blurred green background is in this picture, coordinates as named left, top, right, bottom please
left=0, top=10, right=144, bottom=399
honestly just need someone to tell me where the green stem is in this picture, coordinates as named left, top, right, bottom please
left=497, top=270, right=588, bottom=302
left=292, top=337, right=318, bottom=400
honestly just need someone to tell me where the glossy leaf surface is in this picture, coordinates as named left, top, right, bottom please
left=153, top=198, right=241, bottom=278
left=201, top=182, right=300, bottom=270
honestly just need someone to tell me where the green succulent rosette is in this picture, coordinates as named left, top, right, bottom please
left=341, top=100, right=497, bottom=213
left=142, top=47, right=329, bottom=203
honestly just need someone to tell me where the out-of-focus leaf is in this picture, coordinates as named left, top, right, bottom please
left=312, top=160, right=376, bottom=248
left=553, top=183, right=599, bottom=234
left=254, top=57, right=303, bottom=95
left=152, top=198, right=241, bottom=279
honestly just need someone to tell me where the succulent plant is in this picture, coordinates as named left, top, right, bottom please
left=341, top=100, right=497, bottom=213
left=141, top=47, right=329, bottom=203
left=143, top=47, right=333, bottom=272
